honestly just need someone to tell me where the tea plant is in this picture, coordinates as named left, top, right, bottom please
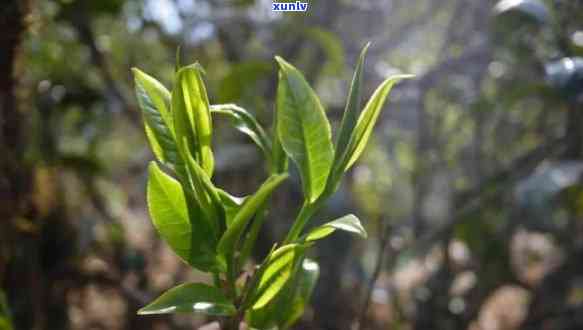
left=132, top=44, right=411, bottom=329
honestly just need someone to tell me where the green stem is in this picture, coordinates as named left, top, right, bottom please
left=239, top=203, right=268, bottom=269
left=284, top=200, right=319, bottom=244
left=224, top=255, right=241, bottom=329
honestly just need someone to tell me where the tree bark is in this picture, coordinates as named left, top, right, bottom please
left=0, top=0, right=35, bottom=329
left=1, top=2, right=73, bottom=330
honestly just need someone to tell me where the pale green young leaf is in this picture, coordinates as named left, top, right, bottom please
left=326, top=44, right=370, bottom=193
left=183, top=148, right=225, bottom=237
left=342, top=74, right=414, bottom=171
left=279, top=258, right=319, bottom=329
left=303, top=214, right=367, bottom=242
left=246, top=258, right=319, bottom=329
left=172, top=64, right=214, bottom=176
left=271, top=109, right=288, bottom=174
left=217, top=174, right=288, bottom=256
left=132, top=68, right=179, bottom=167
left=138, top=283, right=235, bottom=316
left=248, top=244, right=304, bottom=310
left=275, top=56, right=334, bottom=203
left=147, top=162, right=217, bottom=272
left=211, top=104, right=272, bottom=163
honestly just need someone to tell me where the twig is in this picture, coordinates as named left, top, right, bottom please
left=411, top=135, right=567, bottom=258
left=356, top=218, right=393, bottom=330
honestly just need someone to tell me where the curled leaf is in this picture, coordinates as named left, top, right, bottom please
left=303, top=214, right=367, bottom=242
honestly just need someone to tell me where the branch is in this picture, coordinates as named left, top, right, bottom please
left=411, top=135, right=567, bottom=257
left=355, top=218, right=392, bottom=329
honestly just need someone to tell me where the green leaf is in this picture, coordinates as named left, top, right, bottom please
left=303, top=214, right=367, bottom=242
left=248, top=244, right=304, bottom=310
left=327, top=43, right=370, bottom=194
left=342, top=74, right=413, bottom=172
left=271, top=109, right=288, bottom=174
left=172, top=64, right=214, bottom=177
left=147, top=162, right=217, bottom=271
left=279, top=258, right=319, bottom=329
left=183, top=148, right=225, bottom=237
left=247, top=258, right=319, bottom=329
left=217, top=174, right=288, bottom=257
left=138, top=283, right=235, bottom=316
left=132, top=68, right=179, bottom=167
left=211, top=104, right=272, bottom=162
left=275, top=56, right=334, bottom=203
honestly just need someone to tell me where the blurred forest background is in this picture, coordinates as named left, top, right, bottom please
left=1, top=0, right=583, bottom=329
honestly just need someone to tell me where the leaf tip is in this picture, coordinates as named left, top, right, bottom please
left=362, top=41, right=372, bottom=55
left=393, top=73, right=416, bottom=81
left=131, top=67, right=146, bottom=82
left=274, top=56, right=290, bottom=70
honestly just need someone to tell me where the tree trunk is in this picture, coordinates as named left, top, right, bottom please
left=1, top=2, right=73, bottom=329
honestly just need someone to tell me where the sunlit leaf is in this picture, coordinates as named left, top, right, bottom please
left=132, top=68, right=180, bottom=168
left=247, top=258, right=319, bottom=329
left=275, top=56, right=334, bottom=203
left=247, top=244, right=304, bottom=310
left=183, top=147, right=225, bottom=237
left=327, top=43, right=370, bottom=194
left=271, top=110, right=288, bottom=174
left=342, top=74, right=413, bottom=172
left=303, top=214, right=367, bottom=242
left=211, top=104, right=272, bottom=163
left=279, top=258, right=319, bottom=329
left=147, top=162, right=217, bottom=271
left=138, top=283, right=235, bottom=316
left=172, top=64, right=214, bottom=177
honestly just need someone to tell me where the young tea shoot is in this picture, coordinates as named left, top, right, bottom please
left=132, top=43, right=412, bottom=329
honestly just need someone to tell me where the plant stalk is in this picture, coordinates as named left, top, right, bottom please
left=223, top=257, right=241, bottom=330
left=356, top=218, right=391, bottom=329
left=284, top=200, right=320, bottom=244
left=239, top=203, right=268, bottom=269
